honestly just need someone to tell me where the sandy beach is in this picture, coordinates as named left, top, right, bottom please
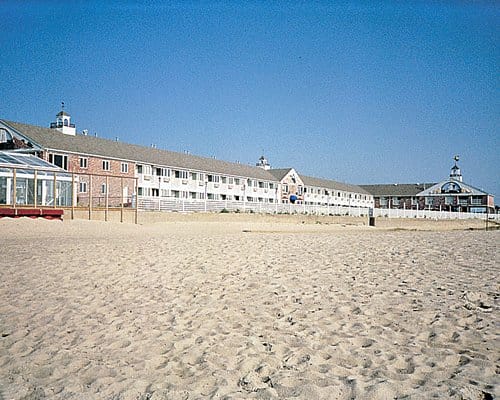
left=0, top=216, right=498, bottom=399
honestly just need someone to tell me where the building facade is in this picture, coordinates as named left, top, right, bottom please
left=361, top=157, right=494, bottom=213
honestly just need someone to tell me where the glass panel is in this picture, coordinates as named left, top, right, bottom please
left=0, top=176, right=7, bottom=204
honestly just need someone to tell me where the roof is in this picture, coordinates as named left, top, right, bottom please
left=0, top=151, right=66, bottom=171
left=300, top=174, right=371, bottom=194
left=360, top=183, right=436, bottom=197
left=1, top=120, right=278, bottom=181
left=417, top=180, right=490, bottom=197
left=56, top=111, right=70, bottom=117
left=268, top=168, right=294, bottom=181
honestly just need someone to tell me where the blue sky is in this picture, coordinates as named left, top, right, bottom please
left=1, top=1, right=499, bottom=198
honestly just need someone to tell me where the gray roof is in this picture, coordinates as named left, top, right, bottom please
left=268, top=168, right=294, bottom=181
left=300, top=174, right=371, bottom=194
left=268, top=169, right=370, bottom=194
left=56, top=111, right=70, bottom=117
left=417, top=180, right=490, bottom=196
left=360, top=183, right=436, bottom=197
left=2, top=120, right=277, bottom=181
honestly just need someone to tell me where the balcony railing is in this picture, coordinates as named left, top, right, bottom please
left=50, top=122, right=76, bottom=129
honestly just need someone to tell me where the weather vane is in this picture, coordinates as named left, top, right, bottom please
left=454, top=155, right=459, bottom=163
left=61, top=101, right=65, bottom=110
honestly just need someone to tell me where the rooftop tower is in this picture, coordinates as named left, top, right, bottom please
left=256, top=155, right=271, bottom=170
left=50, top=102, right=76, bottom=135
left=450, top=155, right=463, bottom=182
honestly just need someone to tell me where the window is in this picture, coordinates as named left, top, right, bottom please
left=425, top=197, right=434, bottom=206
left=48, top=154, right=68, bottom=170
left=283, top=184, right=289, bottom=193
left=174, top=170, right=188, bottom=179
left=270, top=183, right=274, bottom=190
left=137, top=165, right=143, bottom=174
left=0, top=128, right=12, bottom=143
left=156, top=168, right=170, bottom=177
left=161, top=189, right=170, bottom=197
left=392, top=197, right=400, bottom=205
left=121, top=162, right=128, bottom=173
left=79, top=182, right=87, bottom=193
left=101, top=183, right=107, bottom=194
left=198, top=173, right=205, bottom=181
left=208, top=175, right=220, bottom=183
left=79, top=157, right=88, bottom=168
left=471, top=197, right=482, bottom=205
left=102, top=160, right=110, bottom=171
left=191, top=172, right=197, bottom=180
left=228, top=177, right=234, bottom=185
left=235, top=178, right=240, bottom=185
left=221, top=176, right=227, bottom=184
left=379, top=197, right=388, bottom=206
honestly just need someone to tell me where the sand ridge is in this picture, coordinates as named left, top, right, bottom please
left=0, top=218, right=498, bottom=399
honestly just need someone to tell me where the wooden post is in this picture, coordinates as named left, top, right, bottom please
left=89, top=174, right=93, bottom=221
left=134, top=177, right=138, bottom=224
left=53, top=172, right=57, bottom=208
left=105, top=176, right=109, bottom=222
left=120, top=177, right=124, bottom=223
left=34, top=170, right=38, bottom=208
left=71, top=173, right=75, bottom=220
left=12, top=168, right=17, bottom=208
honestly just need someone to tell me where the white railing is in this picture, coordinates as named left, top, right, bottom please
left=372, top=207, right=499, bottom=221
left=137, top=196, right=499, bottom=221
left=138, top=197, right=370, bottom=217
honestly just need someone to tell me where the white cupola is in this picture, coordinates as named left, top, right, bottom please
left=256, top=155, right=271, bottom=170
left=50, top=102, right=76, bottom=135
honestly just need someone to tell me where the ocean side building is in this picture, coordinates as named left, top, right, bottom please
left=0, top=109, right=373, bottom=209
left=361, top=157, right=495, bottom=213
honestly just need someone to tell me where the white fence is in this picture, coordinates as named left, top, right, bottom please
left=137, top=197, right=499, bottom=221
left=373, top=207, right=499, bottom=221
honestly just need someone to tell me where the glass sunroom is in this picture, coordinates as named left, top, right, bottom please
left=0, top=152, right=74, bottom=207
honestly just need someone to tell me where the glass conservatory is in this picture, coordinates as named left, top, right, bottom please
left=0, top=152, right=74, bottom=207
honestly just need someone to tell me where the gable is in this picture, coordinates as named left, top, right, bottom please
left=417, top=180, right=488, bottom=196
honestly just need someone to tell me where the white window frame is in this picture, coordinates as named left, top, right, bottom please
left=121, top=162, right=128, bottom=173
left=79, top=157, right=88, bottom=169
left=102, top=160, right=110, bottom=171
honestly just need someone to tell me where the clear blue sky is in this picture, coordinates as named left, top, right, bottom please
left=1, top=1, right=499, bottom=199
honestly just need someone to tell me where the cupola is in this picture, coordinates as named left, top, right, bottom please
left=50, top=102, right=76, bottom=135
left=450, top=155, right=462, bottom=182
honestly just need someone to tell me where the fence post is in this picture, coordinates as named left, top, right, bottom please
left=53, top=172, right=57, bottom=208
left=89, top=175, right=93, bottom=221
left=120, top=177, right=124, bottom=223
left=34, top=170, right=38, bottom=208
left=12, top=168, right=17, bottom=208
left=71, top=173, right=75, bottom=220
left=105, top=176, right=109, bottom=222
left=134, top=178, right=138, bottom=224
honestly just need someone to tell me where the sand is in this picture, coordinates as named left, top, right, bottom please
left=0, top=216, right=498, bottom=399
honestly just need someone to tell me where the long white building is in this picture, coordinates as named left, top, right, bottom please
left=0, top=110, right=373, bottom=210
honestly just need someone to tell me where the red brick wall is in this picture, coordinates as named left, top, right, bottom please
left=42, top=151, right=136, bottom=207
